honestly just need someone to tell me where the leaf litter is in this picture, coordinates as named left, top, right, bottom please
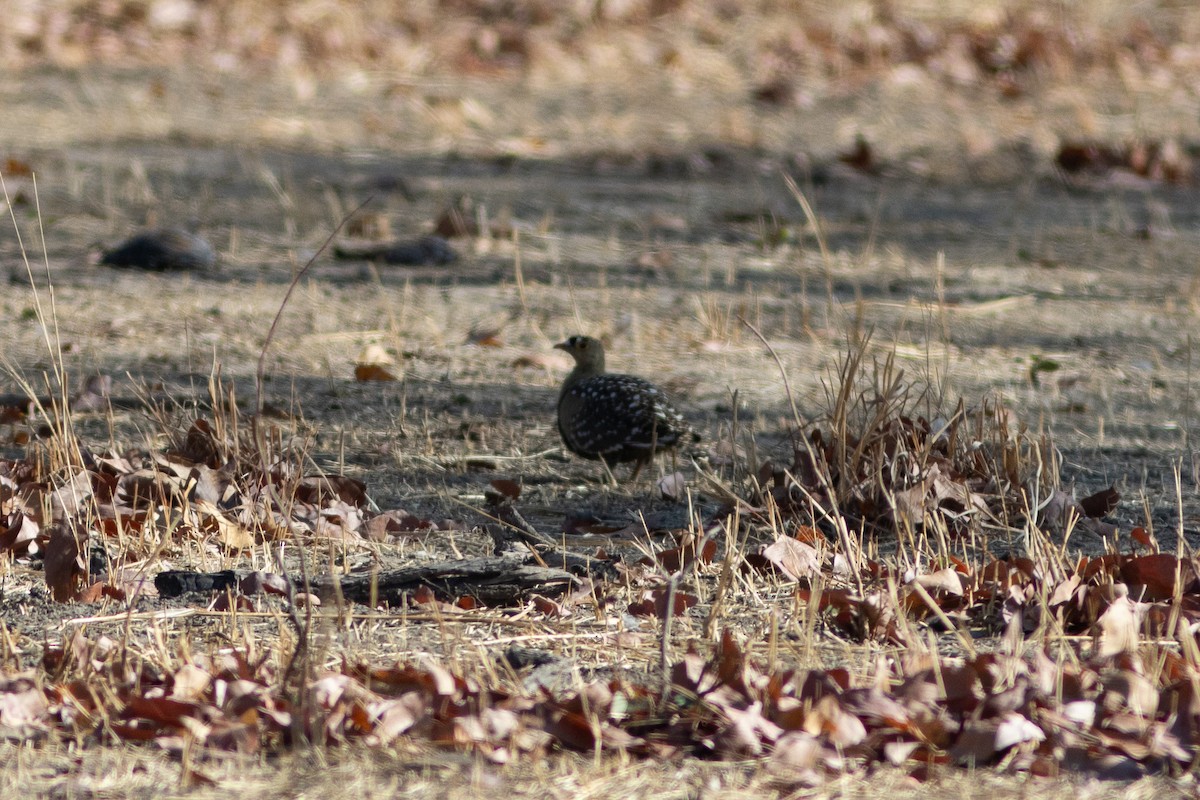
left=1, top=331, right=1198, bottom=787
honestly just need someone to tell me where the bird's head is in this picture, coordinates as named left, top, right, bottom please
left=554, top=335, right=606, bottom=372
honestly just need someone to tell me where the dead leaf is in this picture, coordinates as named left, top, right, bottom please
left=717, top=701, right=781, bottom=757
left=43, top=523, right=88, bottom=602
left=0, top=677, right=49, bottom=737
left=239, top=571, right=290, bottom=597
left=79, top=582, right=125, bottom=603
left=915, top=567, right=964, bottom=597
left=354, top=363, right=398, bottom=382
left=353, top=344, right=399, bottom=381
left=170, top=664, right=214, bottom=701
left=758, top=537, right=821, bottom=582
left=370, top=691, right=427, bottom=743
left=4, top=158, right=33, bottom=177
left=642, top=537, right=716, bottom=571
left=892, top=742, right=935, bottom=769
left=295, top=475, right=368, bottom=507
left=209, top=593, right=255, bottom=612
left=50, top=470, right=94, bottom=521
left=769, top=730, right=822, bottom=778
left=628, top=587, right=697, bottom=618
left=803, top=695, right=866, bottom=747
left=189, top=464, right=231, bottom=505
left=658, top=471, right=686, bottom=501
left=1097, top=593, right=1142, bottom=656
left=193, top=500, right=254, bottom=550
left=487, top=479, right=521, bottom=502
left=1130, top=526, right=1154, bottom=550
left=1080, top=486, right=1120, bottom=518
left=994, top=712, right=1044, bottom=750
left=532, top=596, right=564, bottom=616
left=369, top=509, right=438, bottom=536
left=0, top=512, right=39, bottom=554
left=1120, top=554, right=1191, bottom=601
left=467, top=327, right=504, bottom=347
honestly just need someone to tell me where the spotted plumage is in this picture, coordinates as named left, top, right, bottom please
left=554, top=335, right=697, bottom=479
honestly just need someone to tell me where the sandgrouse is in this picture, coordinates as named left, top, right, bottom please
left=554, top=335, right=697, bottom=480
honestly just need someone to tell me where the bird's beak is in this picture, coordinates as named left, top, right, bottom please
left=553, top=340, right=569, bottom=351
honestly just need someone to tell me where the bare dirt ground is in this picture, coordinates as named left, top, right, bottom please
left=4, top=2, right=1200, bottom=798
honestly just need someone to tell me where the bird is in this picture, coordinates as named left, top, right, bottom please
left=100, top=227, right=216, bottom=271
left=554, top=335, right=698, bottom=481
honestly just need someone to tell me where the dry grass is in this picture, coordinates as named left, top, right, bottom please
left=1, top=1, right=1199, bottom=797
left=0, top=254, right=1193, bottom=794
left=3, top=0, right=1195, bottom=85
left=4, top=0, right=1200, bottom=164
left=7, top=738, right=1188, bottom=800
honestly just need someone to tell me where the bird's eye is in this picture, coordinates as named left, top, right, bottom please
left=579, top=340, right=588, bottom=349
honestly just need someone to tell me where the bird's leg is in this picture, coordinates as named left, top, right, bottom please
left=647, top=418, right=660, bottom=482
left=599, top=456, right=620, bottom=487
left=629, top=458, right=645, bottom=483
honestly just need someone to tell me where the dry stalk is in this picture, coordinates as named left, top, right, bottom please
left=245, top=197, right=374, bottom=729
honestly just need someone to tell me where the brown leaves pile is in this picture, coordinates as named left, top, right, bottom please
left=726, top=394, right=1196, bottom=651
left=3, top=352, right=1193, bottom=783
left=1, top=2, right=1195, bottom=123
left=1056, top=139, right=1192, bottom=185
left=750, top=402, right=1053, bottom=543
left=5, top=626, right=1198, bottom=782
left=0, top=416, right=454, bottom=602
left=747, top=529, right=1200, bottom=652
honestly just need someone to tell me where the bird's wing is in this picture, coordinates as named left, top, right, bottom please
left=563, top=378, right=684, bottom=456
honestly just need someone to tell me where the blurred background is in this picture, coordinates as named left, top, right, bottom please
left=3, top=0, right=1197, bottom=176
left=2, top=0, right=1197, bottom=465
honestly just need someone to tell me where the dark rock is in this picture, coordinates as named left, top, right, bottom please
left=101, top=228, right=216, bottom=271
